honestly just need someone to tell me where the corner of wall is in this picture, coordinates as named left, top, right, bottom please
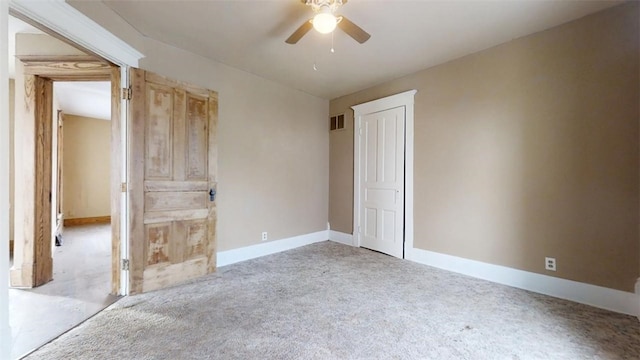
left=635, top=277, right=640, bottom=320
left=411, top=247, right=639, bottom=317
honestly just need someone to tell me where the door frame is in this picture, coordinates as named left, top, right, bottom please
left=7, top=1, right=143, bottom=295
left=352, top=90, right=417, bottom=259
left=55, top=110, right=64, bottom=238
left=10, top=58, right=122, bottom=293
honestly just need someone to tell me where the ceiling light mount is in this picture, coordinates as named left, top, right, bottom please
left=304, top=0, right=346, bottom=14
left=286, top=0, right=370, bottom=45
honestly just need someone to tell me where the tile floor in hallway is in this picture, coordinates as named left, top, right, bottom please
left=9, top=224, right=119, bottom=359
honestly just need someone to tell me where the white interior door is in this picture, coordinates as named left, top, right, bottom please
left=359, top=106, right=405, bottom=258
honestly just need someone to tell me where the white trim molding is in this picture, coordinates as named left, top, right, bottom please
left=217, top=231, right=329, bottom=267
left=8, top=0, right=144, bottom=67
left=351, top=89, right=417, bottom=259
left=329, top=230, right=354, bottom=246
left=411, top=247, right=639, bottom=317
left=1, top=2, right=12, bottom=358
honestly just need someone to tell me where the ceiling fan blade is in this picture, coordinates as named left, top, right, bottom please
left=337, top=16, right=370, bottom=44
left=285, top=20, right=313, bottom=44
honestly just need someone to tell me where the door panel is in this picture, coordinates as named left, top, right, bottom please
left=129, top=68, right=218, bottom=294
left=145, top=83, right=173, bottom=180
left=144, top=191, right=207, bottom=211
left=359, top=106, right=405, bottom=258
left=186, top=94, right=208, bottom=180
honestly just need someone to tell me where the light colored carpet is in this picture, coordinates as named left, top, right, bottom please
left=25, top=241, right=640, bottom=359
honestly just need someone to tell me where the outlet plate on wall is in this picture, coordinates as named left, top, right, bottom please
left=261, top=232, right=268, bottom=241
left=545, top=257, right=556, bottom=271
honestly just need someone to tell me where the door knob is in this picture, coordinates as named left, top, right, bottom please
left=209, top=188, right=217, bottom=202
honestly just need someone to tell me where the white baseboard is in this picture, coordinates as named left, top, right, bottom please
left=329, top=230, right=354, bottom=246
left=217, top=230, right=328, bottom=267
left=410, top=247, right=639, bottom=317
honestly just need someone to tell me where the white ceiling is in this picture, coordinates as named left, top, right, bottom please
left=95, top=0, right=622, bottom=99
left=54, top=82, right=111, bottom=121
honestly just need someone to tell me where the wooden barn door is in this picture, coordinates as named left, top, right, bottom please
left=129, top=68, right=218, bottom=294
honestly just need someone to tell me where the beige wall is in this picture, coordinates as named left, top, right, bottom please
left=11, top=33, right=85, bottom=266
left=140, top=39, right=329, bottom=251
left=15, top=33, right=86, bottom=57
left=62, top=114, right=110, bottom=219
left=8, top=79, right=14, bottom=241
left=329, top=118, right=353, bottom=233
left=68, top=2, right=330, bottom=252
left=330, top=3, right=639, bottom=292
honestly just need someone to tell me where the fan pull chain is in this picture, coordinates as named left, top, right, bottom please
left=331, top=31, right=335, bottom=53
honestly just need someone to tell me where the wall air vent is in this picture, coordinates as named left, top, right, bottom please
left=330, top=114, right=345, bottom=131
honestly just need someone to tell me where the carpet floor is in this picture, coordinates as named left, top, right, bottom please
left=25, top=241, right=640, bottom=359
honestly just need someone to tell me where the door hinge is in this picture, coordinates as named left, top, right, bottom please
left=121, top=259, right=130, bottom=271
left=121, top=87, right=132, bottom=100
left=121, top=182, right=127, bottom=192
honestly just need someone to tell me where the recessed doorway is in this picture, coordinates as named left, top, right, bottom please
left=352, top=90, right=417, bottom=259
left=7, top=16, right=122, bottom=359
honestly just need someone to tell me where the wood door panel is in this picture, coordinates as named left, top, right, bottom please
left=145, top=223, right=171, bottom=266
left=142, top=257, right=208, bottom=293
left=145, top=83, right=173, bottom=180
left=144, top=220, right=208, bottom=267
left=186, top=94, right=208, bottom=180
left=185, top=220, right=207, bottom=260
left=143, top=209, right=209, bottom=224
left=172, top=89, right=187, bottom=181
left=130, top=68, right=218, bottom=294
left=145, top=71, right=210, bottom=97
left=144, top=180, right=209, bottom=192
left=144, top=191, right=207, bottom=211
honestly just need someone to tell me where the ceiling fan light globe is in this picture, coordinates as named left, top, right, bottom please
left=313, top=13, right=337, bottom=34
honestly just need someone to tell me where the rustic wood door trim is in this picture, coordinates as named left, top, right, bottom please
left=10, top=73, right=53, bottom=287
left=10, top=58, right=123, bottom=294
left=33, top=76, right=54, bottom=286
left=20, top=57, right=113, bottom=81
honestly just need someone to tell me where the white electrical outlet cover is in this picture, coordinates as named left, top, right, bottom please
left=545, top=257, right=556, bottom=271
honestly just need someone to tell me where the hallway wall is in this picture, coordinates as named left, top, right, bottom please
left=61, top=115, right=111, bottom=220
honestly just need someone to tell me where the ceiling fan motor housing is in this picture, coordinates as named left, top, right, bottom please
left=286, top=0, right=369, bottom=45
left=304, top=0, right=345, bottom=13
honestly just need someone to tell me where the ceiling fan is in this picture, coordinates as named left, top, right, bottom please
left=285, top=0, right=371, bottom=45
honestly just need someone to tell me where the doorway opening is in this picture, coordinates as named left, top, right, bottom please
left=7, top=16, right=123, bottom=359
